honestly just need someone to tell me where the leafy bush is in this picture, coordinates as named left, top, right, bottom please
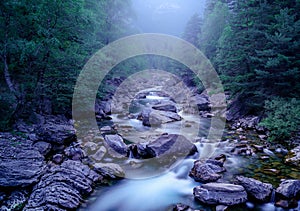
left=260, top=98, right=300, bottom=141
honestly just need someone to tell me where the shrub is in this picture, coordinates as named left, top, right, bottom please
left=260, top=98, right=300, bottom=141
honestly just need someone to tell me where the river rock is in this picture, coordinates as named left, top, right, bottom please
left=129, top=143, right=150, bottom=159
left=90, top=146, right=107, bottom=162
left=235, top=176, right=273, bottom=202
left=172, top=203, right=198, bottom=211
left=275, top=199, right=298, bottom=209
left=25, top=160, right=101, bottom=210
left=64, top=143, right=85, bottom=161
left=139, top=108, right=182, bottom=127
left=191, top=94, right=210, bottom=111
left=93, top=163, right=125, bottom=179
left=189, top=158, right=226, bottom=183
left=285, top=146, right=300, bottom=167
left=52, top=154, right=64, bottom=164
left=33, top=141, right=52, bottom=156
left=35, top=115, right=76, bottom=145
left=276, top=179, right=300, bottom=199
left=146, top=134, right=197, bottom=159
left=104, top=134, right=128, bottom=156
left=0, top=139, right=45, bottom=187
left=152, top=103, right=177, bottom=113
left=193, top=183, right=247, bottom=205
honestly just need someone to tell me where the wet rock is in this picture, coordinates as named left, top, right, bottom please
left=191, top=94, right=210, bottom=111
left=146, top=134, right=197, bottom=159
left=225, top=98, right=248, bottom=121
left=33, top=141, right=52, bottom=156
left=138, top=109, right=182, bottom=127
left=285, top=146, right=300, bottom=167
left=190, top=157, right=226, bottom=183
left=193, top=183, right=247, bottom=205
left=52, top=154, right=64, bottom=164
left=64, top=143, right=85, bottom=161
left=260, top=156, right=270, bottom=161
left=95, top=100, right=111, bottom=115
left=235, top=176, right=273, bottom=202
left=104, top=134, right=128, bottom=156
left=275, top=199, right=298, bottom=209
left=25, top=160, right=101, bottom=210
left=90, top=146, right=107, bottom=162
left=152, top=103, right=177, bottom=113
left=83, top=142, right=98, bottom=154
left=100, top=126, right=113, bottom=134
left=0, top=139, right=45, bottom=187
left=35, top=115, right=76, bottom=145
left=263, top=168, right=280, bottom=175
left=252, top=144, right=264, bottom=152
left=93, top=163, right=125, bottom=179
left=129, top=143, right=150, bottom=159
left=172, top=203, right=198, bottom=211
left=276, top=179, right=300, bottom=199
left=216, top=205, right=229, bottom=211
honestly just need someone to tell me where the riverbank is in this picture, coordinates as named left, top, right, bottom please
left=0, top=84, right=299, bottom=210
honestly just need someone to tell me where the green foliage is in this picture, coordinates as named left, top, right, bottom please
left=199, top=1, right=229, bottom=61
left=260, top=98, right=300, bottom=141
left=0, top=0, right=135, bottom=128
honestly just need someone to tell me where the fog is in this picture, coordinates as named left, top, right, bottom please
left=132, top=0, right=206, bottom=36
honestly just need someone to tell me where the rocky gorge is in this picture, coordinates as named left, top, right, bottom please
left=0, top=72, right=300, bottom=211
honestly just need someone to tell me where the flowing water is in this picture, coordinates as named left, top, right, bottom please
left=80, top=92, right=300, bottom=211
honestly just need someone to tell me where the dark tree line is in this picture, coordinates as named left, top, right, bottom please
left=0, top=0, right=134, bottom=128
left=183, top=0, right=300, bottom=141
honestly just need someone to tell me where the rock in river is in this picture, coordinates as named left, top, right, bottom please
left=189, top=158, right=226, bottom=183
left=0, top=139, right=45, bottom=187
left=235, top=176, right=273, bottom=202
left=104, top=134, right=128, bottom=156
left=276, top=179, right=300, bottom=199
left=152, top=103, right=177, bottom=113
left=285, top=146, right=300, bottom=167
left=146, top=134, right=197, bottom=159
left=193, top=183, right=247, bottom=206
left=93, top=163, right=125, bottom=179
left=25, top=160, right=101, bottom=210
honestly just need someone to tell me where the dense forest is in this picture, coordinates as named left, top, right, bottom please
left=0, top=0, right=135, bottom=127
left=0, top=0, right=299, bottom=141
left=1, top=0, right=299, bottom=141
left=0, top=1, right=300, bottom=211
left=184, top=0, right=300, bottom=141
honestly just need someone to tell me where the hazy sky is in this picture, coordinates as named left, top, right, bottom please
left=132, top=0, right=206, bottom=37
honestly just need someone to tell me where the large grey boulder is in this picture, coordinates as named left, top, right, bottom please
left=276, top=179, right=300, bottom=199
left=0, top=139, right=45, bottom=187
left=25, top=160, right=101, bottom=210
left=138, top=108, right=182, bottom=127
left=93, top=163, right=125, bottom=179
left=235, top=176, right=273, bottom=202
left=35, top=115, right=76, bottom=145
left=189, top=158, right=226, bottom=183
left=193, top=183, right=247, bottom=206
left=104, top=134, right=128, bottom=156
left=152, top=103, right=177, bottom=113
left=146, top=134, right=197, bottom=159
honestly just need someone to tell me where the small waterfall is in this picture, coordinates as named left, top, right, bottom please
left=270, top=189, right=276, bottom=203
